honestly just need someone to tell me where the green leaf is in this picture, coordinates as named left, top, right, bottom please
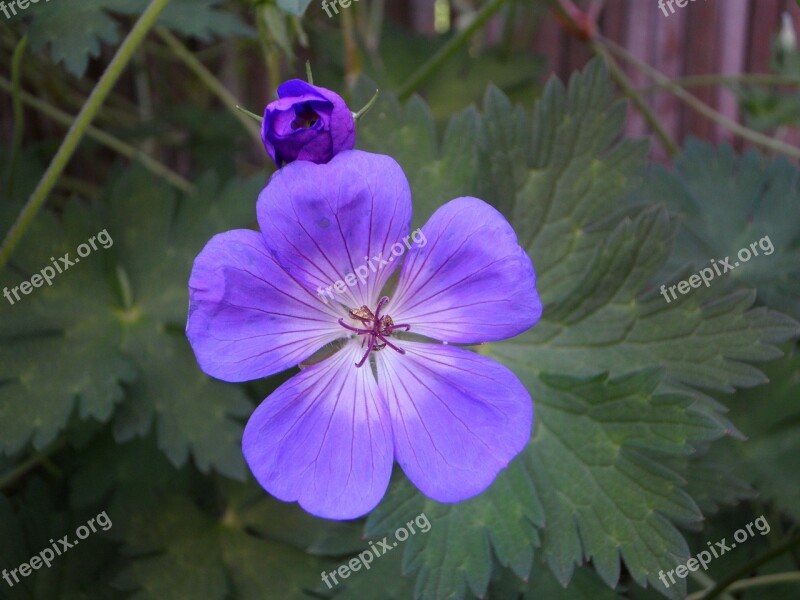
left=0, top=479, right=122, bottom=599
left=630, top=141, right=800, bottom=321
left=0, top=169, right=266, bottom=478
left=722, top=346, right=800, bottom=521
left=113, top=484, right=333, bottom=600
left=25, top=0, right=252, bottom=77
left=0, top=205, right=137, bottom=454
left=523, top=371, right=721, bottom=597
left=357, top=59, right=799, bottom=600
left=365, top=464, right=543, bottom=600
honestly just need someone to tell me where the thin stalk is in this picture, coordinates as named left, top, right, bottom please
left=5, top=35, right=28, bottom=198
left=156, top=27, right=262, bottom=146
left=689, top=534, right=800, bottom=600
left=0, top=76, right=194, bottom=194
left=591, top=40, right=679, bottom=156
left=0, top=440, right=67, bottom=491
left=688, top=571, right=735, bottom=600
left=719, top=571, right=800, bottom=593
left=0, top=0, right=173, bottom=271
left=639, top=73, right=800, bottom=94
left=602, top=36, right=800, bottom=161
left=396, top=0, right=511, bottom=100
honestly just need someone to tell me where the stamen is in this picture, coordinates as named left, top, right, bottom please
left=337, top=297, right=409, bottom=367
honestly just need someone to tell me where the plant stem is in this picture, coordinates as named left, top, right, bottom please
left=639, top=73, right=800, bottom=94
left=0, top=76, right=194, bottom=194
left=0, top=440, right=67, bottom=491
left=688, top=534, right=800, bottom=600
left=602, top=35, right=800, bottom=161
left=591, top=40, right=679, bottom=156
left=0, top=0, right=173, bottom=271
left=156, top=27, right=262, bottom=146
left=396, top=0, right=511, bottom=100
left=5, top=35, right=28, bottom=199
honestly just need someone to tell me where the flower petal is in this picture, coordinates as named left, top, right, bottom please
left=243, top=343, right=393, bottom=520
left=187, top=229, right=343, bottom=382
left=375, top=341, right=532, bottom=503
left=257, top=150, right=412, bottom=308
left=391, top=197, right=542, bottom=343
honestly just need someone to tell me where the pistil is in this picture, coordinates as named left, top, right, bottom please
left=338, top=296, right=410, bottom=367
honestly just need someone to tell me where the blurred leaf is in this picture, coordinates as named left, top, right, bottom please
left=25, top=0, right=252, bottom=77
left=630, top=141, right=800, bottom=321
left=113, top=486, right=332, bottom=599
left=0, top=480, right=122, bottom=599
left=723, top=347, right=800, bottom=521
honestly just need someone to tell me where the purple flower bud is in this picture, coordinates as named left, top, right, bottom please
left=261, top=79, right=356, bottom=167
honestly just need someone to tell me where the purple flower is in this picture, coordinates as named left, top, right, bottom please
left=187, top=150, right=542, bottom=520
left=261, top=79, right=356, bottom=167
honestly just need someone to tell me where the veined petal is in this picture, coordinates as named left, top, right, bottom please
left=243, top=342, right=393, bottom=520
left=187, top=230, right=343, bottom=382
left=257, top=150, right=412, bottom=308
left=391, top=197, right=542, bottom=343
left=375, top=341, right=532, bottom=503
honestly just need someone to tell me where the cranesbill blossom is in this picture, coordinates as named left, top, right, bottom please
left=186, top=150, right=542, bottom=519
left=262, top=79, right=356, bottom=167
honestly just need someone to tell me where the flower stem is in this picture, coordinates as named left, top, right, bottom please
left=0, top=0, right=173, bottom=271
left=0, top=76, right=194, bottom=195
left=602, top=35, right=800, bottom=161
left=396, top=0, right=511, bottom=101
left=591, top=40, right=679, bottom=157
left=235, top=105, right=264, bottom=123
left=687, top=534, right=800, bottom=600
left=638, top=73, right=800, bottom=94
left=155, top=27, right=262, bottom=146
left=306, top=60, right=314, bottom=85
left=354, top=90, right=380, bottom=121
left=0, top=440, right=67, bottom=491
left=5, top=34, right=28, bottom=199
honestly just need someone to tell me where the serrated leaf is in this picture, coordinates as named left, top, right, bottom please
left=631, top=141, right=800, bottom=320
left=25, top=0, right=252, bottom=77
left=354, top=59, right=799, bottom=600
left=364, top=463, right=543, bottom=600
left=0, top=169, right=266, bottom=478
left=0, top=205, right=137, bottom=454
left=523, top=371, right=722, bottom=598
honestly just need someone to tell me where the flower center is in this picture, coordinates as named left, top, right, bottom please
left=338, top=296, right=410, bottom=368
left=292, top=106, right=319, bottom=130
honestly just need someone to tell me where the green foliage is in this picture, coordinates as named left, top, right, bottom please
left=0, top=169, right=267, bottom=478
left=25, top=0, right=252, bottom=76
left=1, top=10, right=799, bottom=595
left=630, top=141, right=800, bottom=321
left=353, top=60, right=798, bottom=600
